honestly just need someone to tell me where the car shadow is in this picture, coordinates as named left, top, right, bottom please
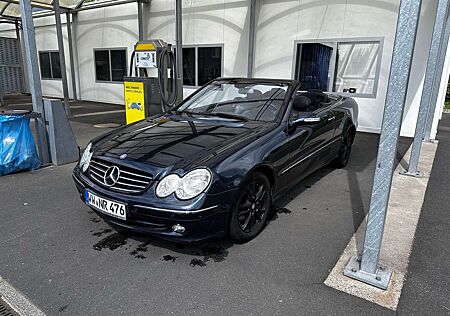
left=344, top=133, right=412, bottom=258
left=90, top=221, right=235, bottom=266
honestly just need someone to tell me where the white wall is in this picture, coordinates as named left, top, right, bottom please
left=0, top=0, right=445, bottom=138
left=254, top=0, right=438, bottom=137
left=144, top=0, right=251, bottom=97
left=73, top=3, right=139, bottom=104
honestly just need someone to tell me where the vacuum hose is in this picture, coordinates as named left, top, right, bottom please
left=157, top=46, right=178, bottom=109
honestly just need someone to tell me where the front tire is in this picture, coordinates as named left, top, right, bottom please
left=229, top=172, right=272, bottom=243
left=333, top=129, right=354, bottom=168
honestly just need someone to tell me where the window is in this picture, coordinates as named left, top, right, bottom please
left=181, top=45, right=223, bottom=86
left=294, top=39, right=383, bottom=98
left=178, top=80, right=288, bottom=122
left=39, top=51, right=61, bottom=79
left=94, top=49, right=127, bottom=82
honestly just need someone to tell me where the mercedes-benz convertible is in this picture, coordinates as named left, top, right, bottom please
left=73, top=78, right=358, bottom=243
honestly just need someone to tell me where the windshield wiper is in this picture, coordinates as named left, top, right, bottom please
left=173, top=110, right=248, bottom=121
left=201, top=112, right=248, bottom=121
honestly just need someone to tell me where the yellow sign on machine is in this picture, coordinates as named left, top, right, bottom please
left=124, top=81, right=145, bottom=124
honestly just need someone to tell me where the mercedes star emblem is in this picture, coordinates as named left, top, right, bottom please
left=103, top=166, right=120, bottom=186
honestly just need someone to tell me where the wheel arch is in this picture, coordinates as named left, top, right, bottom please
left=247, top=164, right=277, bottom=194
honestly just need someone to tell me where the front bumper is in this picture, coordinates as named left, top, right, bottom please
left=73, top=168, right=234, bottom=242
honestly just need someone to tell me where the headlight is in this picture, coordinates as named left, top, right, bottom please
left=155, top=168, right=212, bottom=200
left=79, top=142, right=93, bottom=173
left=155, top=174, right=181, bottom=198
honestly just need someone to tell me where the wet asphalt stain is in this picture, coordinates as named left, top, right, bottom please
left=93, top=233, right=128, bottom=251
left=190, top=258, right=207, bottom=267
left=58, top=304, right=69, bottom=313
left=267, top=205, right=292, bottom=221
left=90, top=217, right=101, bottom=223
left=90, top=231, right=230, bottom=267
left=189, top=246, right=229, bottom=267
left=201, top=246, right=228, bottom=263
left=161, top=254, right=178, bottom=262
left=129, top=241, right=151, bottom=259
left=91, top=228, right=113, bottom=237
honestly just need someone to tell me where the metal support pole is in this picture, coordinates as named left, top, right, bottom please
left=424, top=15, right=450, bottom=141
left=14, top=20, right=26, bottom=94
left=344, top=0, right=422, bottom=290
left=54, top=0, right=71, bottom=116
left=137, top=0, right=144, bottom=41
left=247, top=0, right=257, bottom=78
left=175, top=0, right=183, bottom=85
left=72, top=13, right=82, bottom=100
left=401, top=0, right=449, bottom=177
left=66, top=12, right=77, bottom=101
left=19, top=0, right=50, bottom=164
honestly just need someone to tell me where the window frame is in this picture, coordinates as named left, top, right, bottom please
left=93, top=47, right=128, bottom=84
left=292, top=37, right=384, bottom=99
left=181, top=44, right=224, bottom=88
left=38, top=50, right=62, bottom=81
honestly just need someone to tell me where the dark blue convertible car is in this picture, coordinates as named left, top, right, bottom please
left=73, top=78, right=358, bottom=243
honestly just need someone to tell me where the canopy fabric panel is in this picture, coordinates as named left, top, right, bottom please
left=0, top=0, right=98, bottom=18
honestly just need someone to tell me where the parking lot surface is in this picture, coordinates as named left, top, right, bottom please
left=0, top=98, right=418, bottom=315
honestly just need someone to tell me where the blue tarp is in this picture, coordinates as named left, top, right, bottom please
left=0, top=115, right=41, bottom=176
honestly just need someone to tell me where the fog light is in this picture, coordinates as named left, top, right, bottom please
left=172, top=224, right=185, bottom=233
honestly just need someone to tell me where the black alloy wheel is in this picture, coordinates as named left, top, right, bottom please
left=229, top=172, right=271, bottom=243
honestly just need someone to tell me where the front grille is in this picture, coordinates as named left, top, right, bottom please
left=89, top=159, right=153, bottom=193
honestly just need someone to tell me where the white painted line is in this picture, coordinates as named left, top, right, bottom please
left=72, top=109, right=125, bottom=117
left=324, top=141, right=439, bottom=310
left=0, top=276, right=45, bottom=316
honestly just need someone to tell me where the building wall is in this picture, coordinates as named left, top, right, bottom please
left=254, top=0, right=438, bottom=136
left=0, top=0, right=445, bottom=138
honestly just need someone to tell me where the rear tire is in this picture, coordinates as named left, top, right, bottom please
left=332, top=129, right=354, bottom=168
left=229, top=172, right=272, bottom=243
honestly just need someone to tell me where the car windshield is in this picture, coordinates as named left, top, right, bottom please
left=176, top=81, right=289, bottom=122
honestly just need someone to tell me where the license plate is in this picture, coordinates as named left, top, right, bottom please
left=85, top=190, right=127, bottom=220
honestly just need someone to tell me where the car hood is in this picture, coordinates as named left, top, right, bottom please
left=92, top=114, right=276, bottom=176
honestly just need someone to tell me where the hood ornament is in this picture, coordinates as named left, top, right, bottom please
left=120, top=154, right=127, bottom=160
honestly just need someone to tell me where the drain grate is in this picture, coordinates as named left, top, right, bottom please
left=0, top=297, right=19, bottom=316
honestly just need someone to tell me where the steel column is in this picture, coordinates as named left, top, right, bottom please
left=14, top=20, right=26, bottom=93
left=175, top=0, right=183, bottom=85
left=247, top=0, right=256, bottom=78
left=66, top=12, right=77, bottom=101
left=424, top=14, right=450, bottom=141
left=402, top=0, right=449, bottom=177
left=19, top=0, right=50, bottom=164
left=344, top=0, right=422, bottom=290
left=54, top=0, right=70, bottom=115
left=137, top=0, right=144, bottom=40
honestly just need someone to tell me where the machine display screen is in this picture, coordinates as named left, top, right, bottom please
left=136, top=51, right=157, bottom=68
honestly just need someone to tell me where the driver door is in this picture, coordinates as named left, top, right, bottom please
left=280, top=108, right=335, bottom=190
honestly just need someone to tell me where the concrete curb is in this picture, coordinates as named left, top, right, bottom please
left=324, top=141, right=439, bottom=310
left=0, top=276, right=45, bottom=316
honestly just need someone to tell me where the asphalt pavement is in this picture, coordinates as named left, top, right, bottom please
left=1, top=97, right=447, bottom=315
